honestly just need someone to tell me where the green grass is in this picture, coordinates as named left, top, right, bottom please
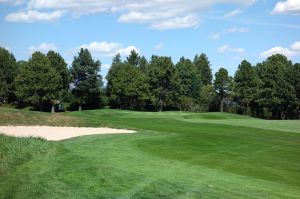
left=0, top=107, right=300, bottom=198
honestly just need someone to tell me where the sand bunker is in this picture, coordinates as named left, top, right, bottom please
left=0, top=126, right=136, bottom=141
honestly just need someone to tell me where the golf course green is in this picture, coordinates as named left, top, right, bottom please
left=0, top=107, right=299, bottom=199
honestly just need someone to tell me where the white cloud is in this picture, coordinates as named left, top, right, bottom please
left=260, top=41, right=300, bottom=58
left=224, top=9, right=243, bottom=18
left=77, top=41, right=139, bottom=57
left=154, top=43, right=163, bottom=50
left=217, top=45, right=245, bottom=54
left=4, top=0, right=256, bottom=29
left=290, top=41, right=300, bottom=51
left=210, top=27, right=249, bottom=40
left=272, top=0, right=300, bottom=15
left=116, top=45, right=140, bottom=57
left=28, top=43, right=57, bottom=54
left=150, top=14, right=200, bottom=30
left=210, top=33, right=221, bottom=40
left=5, top=10, right=65, bottom=23
left=224, top=27, right=249, bottom=33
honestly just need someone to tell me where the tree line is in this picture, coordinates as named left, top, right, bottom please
left=0, top=46, right=299, bottom=119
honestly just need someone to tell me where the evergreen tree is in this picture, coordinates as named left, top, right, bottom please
left=47, top=51, right=69, bottom=90
left=126, top=50, right=140, bottom=67
left=70, top=48, right=102, bottom=111
left=175, top=57, right=198, bottom=97
left=139, top=56, right=149, bottom=74
left=0, top=47, right=17, bottom=103
left=256, top=54, right=295, bottom=119
left=234, top=60, right=258, bottom=115
left=214, top=68, right=230, bottom=112
left=148, top=56, right=178, bottom=111
left=106, top=53, right=123, bottom=108
left=194, top=53, right=212, bottom=85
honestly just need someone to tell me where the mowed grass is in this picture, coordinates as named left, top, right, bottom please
left=0, top=108, right=300, bottom=198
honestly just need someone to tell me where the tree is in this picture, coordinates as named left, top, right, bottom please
left=148, top=56, right=178, bottom=111
left=15, top=52, right=61, bottom=111
left=106, top=54, right=123, bottom=108
left=256, top=54, right=295, bottom=119
left=194, top=53, right=212, bottom=85
left=197, top=85, right=216, bottom=112
left=139, top=56, right=149, bottom=74
left=175, top=57, right=198, bottom=97
left=70, top=48, right=102, bottom=111
left=126, top=50, right=140, bottom=67
left=289, top=63, right=300, bottom=118
left=47, top=51, right=69, bottom=91
left=47, top=51, right=69, bottom=112
left=0, top=47, right=17, bottom=103
left=108, top=63, right=150, bottom=110
left=234, top=60, right=258, bottom=115
left=214, top=68, right=230, bottom=112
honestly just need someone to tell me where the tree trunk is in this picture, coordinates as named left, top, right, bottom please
left=39, top=100, right=43, bottom=112
left=245, top=102, right=249, bottom=115
left=220, top=98, right=224, bottom=112
left=159, top=99, right=163, bottom=112
left=51, top=104, right=55, bottom=113
left=78, top=104, right=82, bottom=111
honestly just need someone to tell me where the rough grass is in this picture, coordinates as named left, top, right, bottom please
left=0, top=107, right=300, bottom=199
left=0, top=107, right=82, bottom=126
left=0, top=135, right=54, bottom=175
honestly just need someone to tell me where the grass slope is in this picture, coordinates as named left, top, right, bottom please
left=0, top=108, right=300, bottom=198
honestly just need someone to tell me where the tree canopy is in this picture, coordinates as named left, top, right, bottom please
left=70, top=48, right=102, bottom=110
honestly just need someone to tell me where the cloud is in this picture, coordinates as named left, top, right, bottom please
left=28, top=43, right=57, bottom=54
left=217, top=45, right=245, bottom=54
left=5, top=10, right=65, bottom=23
left=272, top=0, right=300, bottom=15
left=154, top=43, right=163, bottom=50
left=224, top=9, right=243, bottom=18
left=210, top=27, right=249, bottom=40
left=150, top=14, right=200, bottom=30
left=4, top=0, right=256, bottom=29
left=224, top=27, right=249, bottom=33
left=77, top=41, right=139, bottom=57
left=290, top=41, right=300, bottom=50
left=260, top=41, right=300, bottom=58
left=116, top=45, right=140, bottom=56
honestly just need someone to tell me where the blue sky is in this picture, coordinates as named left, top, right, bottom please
left=0, top=0, right=299, bottom=78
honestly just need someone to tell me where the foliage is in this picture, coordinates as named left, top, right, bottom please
left=234, top=60, right=259, bottom=115
left=107, top=62, right=150, bottom=110
left=256, top=54, right=296, bottom=119
left=15, top=52, right=61, bottom=111
left=197, top=84, right=216, bottom=112
left=70, top=48, right=102, bottom=110
left=0, top=47, right=17, bottom=103
left=214, top=68, right=230, bottom=112
left=47, top=51, right=69, bottom=91
left=194, top=53, right=212, bottom=85
left=148, top=56, right=179, bottom=111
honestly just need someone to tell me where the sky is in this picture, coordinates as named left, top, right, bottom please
left=0, top=0, right=299, bottom=79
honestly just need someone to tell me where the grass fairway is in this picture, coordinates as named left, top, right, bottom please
left=0, top=108, right=300, bottom=198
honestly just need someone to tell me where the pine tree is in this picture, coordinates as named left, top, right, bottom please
left=70, top=48, right=102, bottom=111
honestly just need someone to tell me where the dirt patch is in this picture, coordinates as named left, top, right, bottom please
left=0, top=126, right=136, bottom=141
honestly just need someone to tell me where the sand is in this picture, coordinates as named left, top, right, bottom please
left=0, top=126, right=136, bottom=141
